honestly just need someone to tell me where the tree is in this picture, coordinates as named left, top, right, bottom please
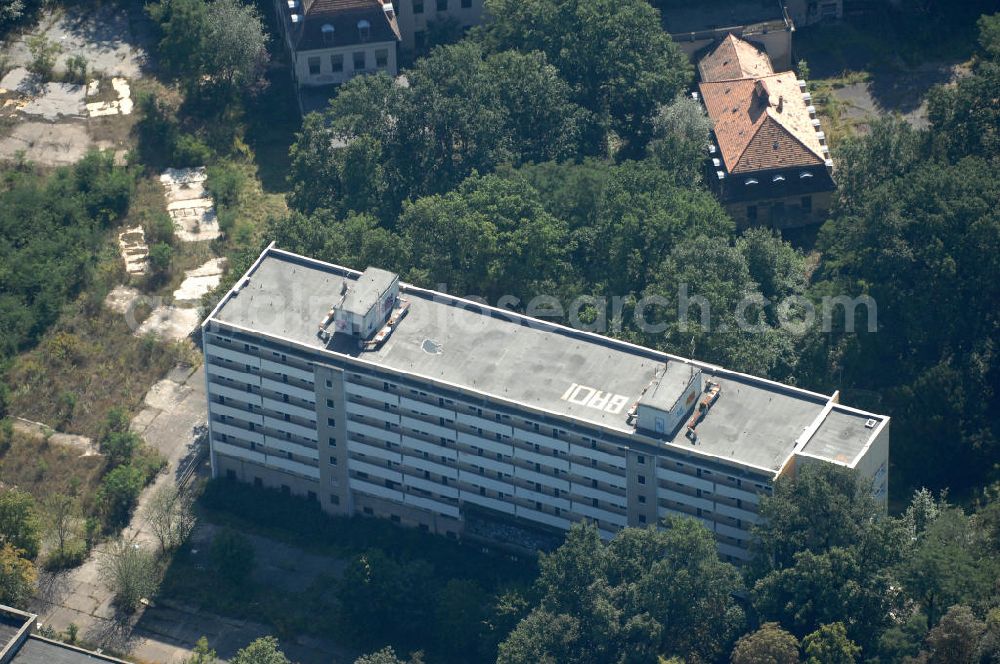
left=209, top=528, right=255, bottom=585
left=498, top=521, right=744, bottom=663
left=0, top=544, right=37, bottom=608
left=0, top=489, right=41, bottom=560
left=397, top=173, right=571, bottom=300
left=204, top=0, right=269, bottom=89
left=923, top=605, right=986, bottom=664
left=432, top=579, right=488, bottom=660
left=647, top=94, right=713, bottom=183
left=337, top=549, right=435, bottom=647
left=98, top=464, right=146, bottom=529
left=354, top=647, right=409, bottom=664
left=98, top=538, right=159, bottom=612
left=149, top=242, right=173, bottom=277
left=230, top=637, right=290, bottom=664
left=897, top=509, right=992, bottom=627
left=185, top=637, right=217, bottom=664
left=148, top=0, right=210, bottom=81
left=0, top=0, right=25, bottom=30
left=41, top=493, right=78, bottom=557
left=143, top=484, right=195, bottom=553
left=496, top=610, right=581, bottom=664
left=478, top=0, right=692, bottom=152
left=802, top=623, right=861, bottom=664
left=730, top=623, right=799, bottom=664
left=750, top=464, right=895, bottom=575
left=979, top=13, right=1000, bottom=59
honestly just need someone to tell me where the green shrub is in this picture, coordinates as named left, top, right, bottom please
left=44, top=539, right=87, bottom=570
left=209, top=528, right=255, bottom=585
left=65, top=55, right=88, bottom=85
left=144, top=210, right=176, bottom=246
left=98, top=464, right=145, bottom=530
left=173, top=134, right=214, bottom=168
left=149, top=242, right=174, bottom=275
left=206, top=161, right=247, bottom=209
left=26, top=35, right=60, bottom=80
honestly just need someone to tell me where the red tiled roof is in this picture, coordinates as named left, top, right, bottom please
left=698, top=34, right=774, bottom=83
left=699, top=73, right=825, bottom=174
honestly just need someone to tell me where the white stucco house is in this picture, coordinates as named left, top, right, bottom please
left=275, top=0, right=402, bottom=89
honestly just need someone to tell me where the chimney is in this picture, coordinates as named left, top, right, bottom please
left=777, top=95, right=784, bottom=112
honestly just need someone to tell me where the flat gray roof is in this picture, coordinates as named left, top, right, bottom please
left=662, top=0, right=786, bottom=33
left=802, top=408, right=883, bottom=466
left=11, top=637, right=127, bottom=664
left=639, top=362, right=698, bottom=412
left=340, top=267, right=396, bottom=317
left=208, top=248, right=885, bottom=474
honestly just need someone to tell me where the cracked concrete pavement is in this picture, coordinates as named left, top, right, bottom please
left=30, top=364, right=209, bottom=660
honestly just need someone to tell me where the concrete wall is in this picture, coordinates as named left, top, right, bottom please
left=293, top=41, right=398, bottom=87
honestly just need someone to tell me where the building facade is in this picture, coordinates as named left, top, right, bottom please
left=274, top=0, right=401, bottom=89
left=202, top=246, right=889, bottom=562
left=785, top=0, right=843, bottom=25
left=661, top=0, right=795, bottom=70
left=392, top=0, right=485, bottom=57
left=697, top=34, right=835, bottom=229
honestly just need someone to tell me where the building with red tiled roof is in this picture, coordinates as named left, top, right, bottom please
left=697, top=34, right=834, bottom=229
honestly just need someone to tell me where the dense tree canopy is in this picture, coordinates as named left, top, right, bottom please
left=0, top=152, right=133, bottom=361
left=498, top=521, right=744, bottom=663
left=477, top=0, right=691, bottom=153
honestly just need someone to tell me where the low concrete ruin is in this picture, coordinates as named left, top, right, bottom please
left=160, top=167, right=221, bottom=242
left=173, top=257, right=227, bottom=303
left=118, top=225, right=149, bottom=275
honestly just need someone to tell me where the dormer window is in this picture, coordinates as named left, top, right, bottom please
left=745, top=178, right=759, bottom=186
left=772, top=174, right=785, bottom=183
left=358, top=19, right=370, bottom=41
left=321, top=23, right=334, bottom=45
left=799, top=171, right=814, bottom=179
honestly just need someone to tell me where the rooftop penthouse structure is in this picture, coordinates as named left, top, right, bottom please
left=201, top=245, right=889, bottom=561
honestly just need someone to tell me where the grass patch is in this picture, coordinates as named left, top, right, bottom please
left=4, top=296, right=191, bottom=438
left=809, top=71, right=874, bottom=148
left=0, top=426, right=105, bottom=508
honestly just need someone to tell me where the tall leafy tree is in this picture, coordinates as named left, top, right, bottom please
left=802, top=623, right=861, bottom=664
left=0, top=488, right=41, bottom=560
left=478, top=0, right=691, bottom=152
left=499, top=521, right=744, bottom=663
left=730, top=623, right=799, bottom=664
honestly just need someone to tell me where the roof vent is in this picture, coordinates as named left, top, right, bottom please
left=865, top=418, right=877, bottom=429
left=286, top=0, right=299, bottom=9
left=290, top=13, right=301, bottom=23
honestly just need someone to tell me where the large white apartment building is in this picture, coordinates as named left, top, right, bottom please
left=201, top=245, right=889, bottom=562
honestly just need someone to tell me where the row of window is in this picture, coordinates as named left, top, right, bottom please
left=307, top=49, right=389, bottom=77
left=747, top=196, right=812, bottom=222
left=413, top=0, right=473, bottom=14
